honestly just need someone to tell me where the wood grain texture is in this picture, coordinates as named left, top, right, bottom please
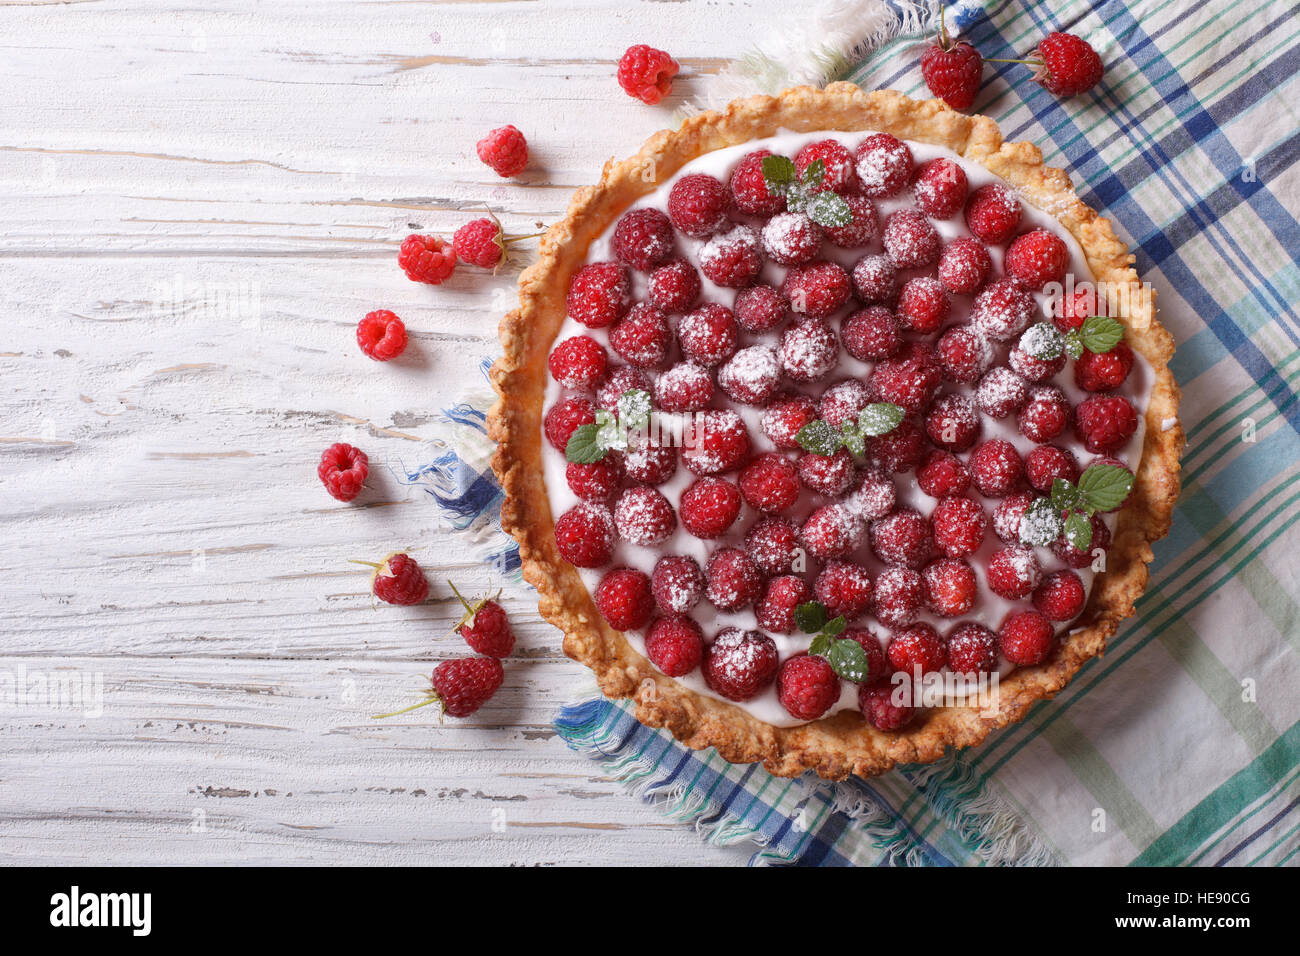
left=0, top=0, right=779, bottom=866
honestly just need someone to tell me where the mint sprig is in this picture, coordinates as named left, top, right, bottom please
left=795, top=402, right=903, bottom=457
left=798, top=601, right=870, bottom=683
left=564, top=388, right=651, bottom=464
left=761, top=155, right=852, bottom=228
left=1021, top=463, right=1135, bottom=551
left=1021, top=316, right=1126, bottom=362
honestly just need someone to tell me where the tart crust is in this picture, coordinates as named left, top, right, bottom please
left=489, top=84, right=1184, bottom=779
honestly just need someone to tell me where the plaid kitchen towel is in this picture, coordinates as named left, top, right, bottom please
left=428, top=0, right=1300, bottom=865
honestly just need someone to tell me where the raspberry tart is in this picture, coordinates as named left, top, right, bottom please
left=490, top=85, right=1182, bottom=779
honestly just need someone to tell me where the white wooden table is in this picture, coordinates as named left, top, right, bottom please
left=0, top=0, right=781, bottom=865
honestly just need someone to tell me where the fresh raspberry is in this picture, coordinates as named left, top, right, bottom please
left=972, top=278, right=1035, bottom=342
left=609, top=303, right=671, bottom=368
left=567, top=261, right=631, bottom=329
left=965, top=182, right=1022, bottom=245
left=624, top=437, right=678, bottom=485
left=868, top=418, right=928, bottom=473
left=1018, top=385, right=1071, bottom=443
left=616, top=44, right=679, bottom=104
left=779, top=318, right=840, bottom=383
left=651, top=554, right=705, bottom=614
left=843, top=628, right=889, bottom=684
left=548, top=335, right=608, bottom=390
left=682, top=409, right=750, bottom=476
left=717, top=345, right=781, bottom=406
left=818, top=378, right=874, bottom=428
left=969, top=439, right=1025, bottom=498
left=1075, top=343, right=1134, bottom=392
left=993, top=492, right=1035, bottom=544
left=859, top=681, right=915, bottom=731
left=566, top=457, right=622, bottom=502
left=975, top=366, right=1030, bottom=418
left=595, top=567, right=655, bottom=630
left=452, top=217, right=504, bottom=268
left=921, top=38, right=983, bottom=110
left=987, top=546, right=1043, bottom=600
left=823, top=194, right=880, bottom=248
left=704, top=547, right=763, bottom=611
left=870, top=509, right=933, bottom=569
left=921, top=557, right=978, bottom=617
left=646, top=257, right=701, bottom=313
left=654, top=361, right=713, bottom=412
left=882, top=209, right=941, bottom=270
left=738, top=452, right=800, bottom=513
left=794, top=138, right=858, bottom=193
left=842, top=306, right=903, bottom=361
left=397, top=234, right=456, bottom=284
left=704, top=627, right=779, bottom=701
left=729, top=149, right=786, bottom=217
left=800, top=504, right=867, bottom=560
left=667, top=173, right=728, bottom=238
left=476, top=124, right=528, bottom=177
left=781, top=259, right=852, bottom=318
left=613, top=485, right=676, bottom=546
left=596, top=366, right=653, bottom=413
left=1054, top=284, right=1103, bottom=332
left=778, top=654, right=841, bottom=721
left=428, top=657, right=504, bottom=718
left=1033, top=569, right=1087, bottom=622
left=368, top=552, right=430, bottom=606
left=1008, top=342, right=1067, bottom=383
left=744, top=516, right=801, bottom=576
left=931, top=495, right=987, bottom=557
left=1034, top=32, right=1104, bottom=97
left=733, top=284, right=786, bottom=333
left=871, top=341, right=942, bottom=414
left=937, top=236, right=992, bottom=294
left=544, top=396, right=596, bottom=452
left=998, top=610, right=1055, bottom=666
left=945, top=623, right=998, bottom=675
left=917, top=449, right=971, bottom=498
left=677, top=303, right=739, bottom=367
left=854, top=133, right=913, bottom=199
left=924, top=393, right=981, bottom=453
left=873, top=567, right=923, bottom=628
left=1051, top=513, right=1110, bottom=568
left=554, top=503, right=616, bottom=568
left=612, top=208, right=674, bottom=272
left=888, top=622, right=946, bottom=676
left=1025, top=444, right=1080, bottom=493
left=937, top=324, right=994, bottom=383
left=851, top=253, right=898, bottom=304
left=452, top=588, right=515, bottom=658
left=645, top=615, right=705, bottom=677
left=1004, top=228, right=1069, bottom=291
left=897, top=276, right=951, bottom=334
left=679, top=477, right=741, bottom=539
left=356, top=310, right=408, bottom=362
left=815, top=560, right=874, bottom=621
left=761, top=391, right=820, bottom=449
left=760, top=212, right=821, bottom=266
left=756, top=574, right=812, bottom=633
left=912, top=158, right=969, bottom=219
left=318, top=442, right=369, bottom=501
left=1074, top=395, right=1138, bottom=453
left=798, top=447, right=857, bottom=497
left=698, top=223, right=764, bottom=288
left=842, top=468, right=899, bottom=520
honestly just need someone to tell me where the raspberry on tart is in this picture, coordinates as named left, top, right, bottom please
left=756, top=575, right=812, bottom=633
left=842, top=306, right=903, bottom=362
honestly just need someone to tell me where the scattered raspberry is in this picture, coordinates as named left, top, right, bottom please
left=567, top=261, right=630, bottom=328
left=969, top=439, right=1025, bottom=498
left=975, top=366, right=1030, bottom=418
left=756, top=574, right=813, bottom=633
left=761, top=212, right=822, bottom=266
left=987, top=546, right=1043, bottom=600
left=815, top=560, right=874, bottom=621
left=921, top=557, right=978, bottom=617
left=921, top=37, right=983, bottom=110
left=609, top=303, right=671, bottom=368
left=1074, top=395, right=1138, bottom=453
left=913, top=158, right=969, bottom=219
left=897, top=276, right=951, bottom=334
left=818, top=378, right=873, bottom=428
left=397, top=234, right=456, bottom=285
left=1033, top=569, right=1087, bottom=621
left=937, top=236, right=992, bottom=294
left=859, top=681, right=915, bottom=731
left=428, top=657, right=504, bottom=718
left=888, top=622, right=946, bottom=677
left=971, top=278, right=1035, bottom=342
left=931, top=495, right=987, bottom=557
left=698, top=223, right=764, bottom=288
left=871, top=341, right=942, bottom=413
left=873, top=567, right=923, bottom=628
left=704, top=627, right=779, bottom=701
left=729, top=149, right=786, bottom=216
left=646, top=257, right=701, bottom=313
left=452, top=585, right=515, bottom=658
left=842, top=468, right=898, bottom=520
left=548, top=335, right=608, bottom=390
left=733, top=284, right=786, bottom=333
left=998, top=610, right=1055, bottom=666
left=778, top=654, right=841, bottom=721
left=679, top=477, right=741, bottom=539
left=651, top=554, right=705, bottom=614
left=823, top=194, right=880, bottom=248
left=761, top=392, right=819, bottom=449
left=705, top=547, right=763, bottom=611
left=799, top=447, right=857, bottom=497
left=476, top=124, right=528, bottom=177
left=925, top=392, right=981, bottom=453
left=794, top=138, right=858, bottom=193
left=717, top=345, right=781, bottom=406
left=318, top=442, right=369, bottom=502
left=781, top=259, right=851, bottom=318
left=964, top=182, right=1022, bottom=244
left=1004, top=228, right=1069, bottom=290
left=554, top=503, right=616, bottom=568
left=654, top=361, right=713, bottom=412
left=869, top=418, right=928, bottom=473
left=625, top=437, right=678, bottom=484
left=937, top=324, right=994, bottom=384
left=616, top=44, right=680, bottom=104
left=851, top=253, right=898, bottom=304
left=645, top=615, right=705, bottom=677
left=678, top=302, right=739, bottom=367
left=596, top=366, right=653, bottom=413
left=1052, top=512, right=1110, bottom=568
left=1008, top=343, right=1066, bottom=383
left=854, top=133, right=913, bottom=199
left=682, top=408, right=750, bottom=476
left=544, top=396, right=596, bottom=452
left=993, top=492, right=1035, bottom=544
left=800, top=504, right=867, bottom=560
left=738, top=452, right=800, bottom=513
left=870, top=509, right=933, bottom=569
left=1018, top=385, right=1071, bottom=443
left=1074, top=342, right=1134, bottom=392
left=595, top=567, right=655, bottom=630
left=945, top=623, right=998, bottom=675
left=917, top=449, right=971, bottom=498
left=566, top=457, right=622, bottom=502
left=613, top=485, right=676, bottom=546
left=612, top=208, right=674, bottom=272
left=882, top=209, right=941, bottom=269
left=667, top=173, right=729, bottom=238
left=452, top=217, right=504, bottom=269
left=745, top=516, right=801, bottom=576
left=366, top=552, right=430, bottom=606
left=842, top=306, right=903, bottom=362
left=843, top=628, right=889, bottom=684
left=1034, top=32, right=1104, bottom=97
left=1025, top=444, right=1080, bottom=493
left=779, top=318, right=839, bottom=383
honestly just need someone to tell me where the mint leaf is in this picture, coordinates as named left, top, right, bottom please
left=564, top=423, right=607, bottom=464
left=1050, top=477, right=1084, bottom=513
left=804, top=190, right=852, bottom=228
left=825, top=637, right=869, bottom=683
left=794, top=600, right=828, bottom=635
left=1080, top=315, right=1124, bottom=354
left=761, top=154, right=796, bottom=190
left=617, top=388, right=651, bottom=431
left=822, top=614, right=847, bottom=639
left=800, top=158, right=825, bottom=186
left=1019, top=497, right=1064, bottom=547
left=796, top=419, right=843, bottom=456
left=1064, top=511, right=1094, bottom=552
left=839, top=421, right=866, bottom=456
left=1077, top=463, right=1135, bottom=512
left=1019, top=322, right=1064, bottom=361
left=593, top=408, right=625, bottom=451
left=1063, top=331, right=1085, bottom=360
left=857, top=402, right=904, bottom=437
